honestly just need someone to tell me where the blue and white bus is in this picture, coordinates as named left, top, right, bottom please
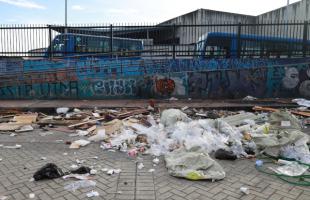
left=196, top=32, right=310, bottom=59
left=47, top=33, right=144, bottom=58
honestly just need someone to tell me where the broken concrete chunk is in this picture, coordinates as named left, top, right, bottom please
left=0, top=123, right=23, bottom=131
left=13, top=113, right=38, bottom=124
left=15, top=125, right=34, bottom=133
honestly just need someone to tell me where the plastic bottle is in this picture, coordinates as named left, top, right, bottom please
left=255, top=160, right=263, bottom=167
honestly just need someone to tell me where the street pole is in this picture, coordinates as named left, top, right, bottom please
left=65, top=0, right=68, bottom=26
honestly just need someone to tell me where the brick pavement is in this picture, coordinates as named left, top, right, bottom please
left=0, top=130, right=309, bottom=200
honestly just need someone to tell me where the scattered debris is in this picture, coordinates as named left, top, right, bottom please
left=56, top=107, right=70, bottom=115
left=1, top=104, right=310, bottom=185
left=137, top=163, right=144, bottom=170
left=165, top=147, right=226, bottom=181
left=255, top=160, right=263, bottom=167
left=169, top=97, right=178, bottom=101
left=70, top=166, right=91, bottom=174
left=214, top=149, right=237, bottom=160
left=240, top=187, right=250, bottom=195
left=29, top=193, right=35, bottom=199
left=106, top=169, right=121, bottom=175
left=160, top=109, right=190, bottom=127
left=243, top=96, right=257, bottom=101
left=270, top=161, right=309, bottom=176
left=86, top=190, right=99, bottom=198
left=68, top=117, right=105, bottom=129
left=63, top=174, right=93, bottom=180
left=33, top=163, right=64, bottom=181
left=152, top=158, right=160, bottom=165
left=0, top=123, right=23, bottom=131
left=292, top=98, right=310, bottom=107
left=64, top=180, right=96, bottom=192
left=70, top=140, right=90, bottom=149
left=15, top=125, right=34, bottom=133
left=13, top=113, right=38, bottom=124
left=0, top=144, right=22, bottom=149
left=88, top=129, right=106, bottom=142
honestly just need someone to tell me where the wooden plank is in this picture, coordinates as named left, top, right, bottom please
left=68, top=117, right=106, bottom=129
left=252, top=106, right=278, bottom=112
left=291, top=111, right=310, bottom=117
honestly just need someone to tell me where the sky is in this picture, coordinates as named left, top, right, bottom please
left=0, top=0, right=302, bottom=24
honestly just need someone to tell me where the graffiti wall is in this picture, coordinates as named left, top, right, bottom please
left=0, top=58, right=309, bottom=99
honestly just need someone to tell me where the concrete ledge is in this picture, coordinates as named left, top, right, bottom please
left=0, top=99, right=297, bottom=110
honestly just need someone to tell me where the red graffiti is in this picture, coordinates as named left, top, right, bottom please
left=155, top=78, right=175, bottom=95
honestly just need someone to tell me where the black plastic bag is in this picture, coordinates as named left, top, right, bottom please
left=214, top=149, right=237, bottom=160
left=70, top=166, right=91, bottom=174
left=33, top=163, right=64, bottom=181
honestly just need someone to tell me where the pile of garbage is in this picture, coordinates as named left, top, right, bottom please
left=0, top=99, right=310, bottom=184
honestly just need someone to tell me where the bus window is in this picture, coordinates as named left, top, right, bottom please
left=204, top=46, right=227, bottom=58
left=75, top=36, right=87, bottom=53
left=53, top=35, right=65, bottom=52
left=205, top=46, right=215, bottom=58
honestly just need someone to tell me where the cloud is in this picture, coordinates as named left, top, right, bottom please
left=0, top=0, right=45, bottom=9
left=72, top=5, right=85, bottom=11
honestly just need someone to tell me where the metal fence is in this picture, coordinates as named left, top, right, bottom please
left=0, top=21, right=310, bottom=59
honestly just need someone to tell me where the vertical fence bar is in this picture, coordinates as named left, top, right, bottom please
left=110, top=24, right=113, bottom=58
left=173, top=24, right=176, bottom=59
left=237, top=22, right=242, bottom=58
left=303, top=21, right=308, bottom=57
left=48, top=25, right=52, bottom=59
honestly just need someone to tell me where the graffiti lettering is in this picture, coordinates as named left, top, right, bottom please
left=92, top=79, right=136, bottom=96
left=0, top=81, right=78, bottom=99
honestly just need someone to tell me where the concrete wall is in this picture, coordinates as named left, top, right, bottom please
left=157, top=1, right=310, bottom=44
left=0, top=58, right=309, bottom=99
left=257, top=0, right=310, bottom=22
left=161, top=9, right=256, bottom=44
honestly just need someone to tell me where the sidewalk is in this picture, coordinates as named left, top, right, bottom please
left=0, top=130, right=309, bottom=200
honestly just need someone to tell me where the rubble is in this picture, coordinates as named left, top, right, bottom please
left=0, top=104, right=309, bottom=184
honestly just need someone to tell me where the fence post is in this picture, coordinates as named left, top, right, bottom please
left=237, top=22, right=242, bottom=58
left=303, top=21, right=308, bottom=58
left=48, top=25, right=52, bottom=59
left=173, top=24, right=176, bottom=59
left=110, top=24, right=113, bottom=58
